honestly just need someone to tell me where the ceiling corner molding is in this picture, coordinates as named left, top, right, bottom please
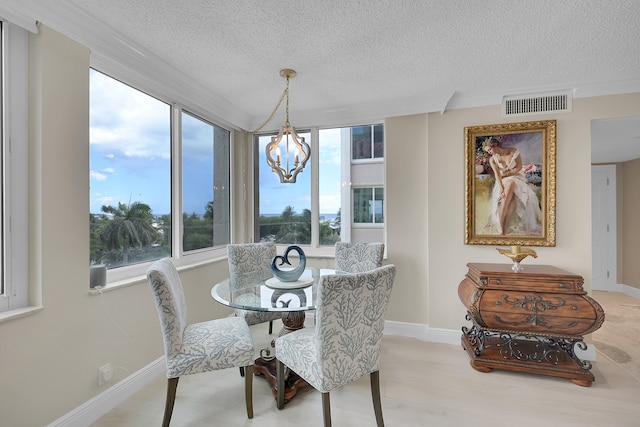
left=440, top=90, right=456, bottom=114
left=445, top=91, right=504, bottom=111
left=8, top=0, right=251, bottom=130
left=260, top=89, right=458, bottom=130
left=0, top=3, right=39, bottom=33
left=573, top=78, right=640, bottom=99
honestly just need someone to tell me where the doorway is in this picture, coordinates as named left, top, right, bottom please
left=591, top=164, right=616, bottom=291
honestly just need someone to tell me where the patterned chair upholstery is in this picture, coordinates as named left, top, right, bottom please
left=335, top=242, right=385, bottom=273
left=275, top=264, right=397, bottom=426
left=227, top=242, right=281, bottom=333
left=147, top=258, right=255, bottom=427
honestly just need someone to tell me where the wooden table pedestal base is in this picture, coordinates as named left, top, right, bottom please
left=252, top=310, right=311, bottom=404
left=253, top=357, right=308, bottom=404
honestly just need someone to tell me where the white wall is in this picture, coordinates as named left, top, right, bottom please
left=2, top=24, right=640, bottom=426
left=384, top=114, right=429, bottom=324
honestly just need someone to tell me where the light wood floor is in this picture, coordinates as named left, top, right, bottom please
left=92, top=291, right=640, bottom=426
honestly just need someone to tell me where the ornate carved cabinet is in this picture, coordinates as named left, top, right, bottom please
left=458, top=263, right=605, bottom=386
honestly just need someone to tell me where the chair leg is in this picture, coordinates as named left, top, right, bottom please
left=276, top=359, right=285, bottom=409
left=244, top=365, right=254, bottom=419
left=269, top=320, right=273, bottom=334
left=162, top=377, right=179, bottom=427
left=370, top=371, right=385, bottom=427
left=322, top=392, right=332, bottom=427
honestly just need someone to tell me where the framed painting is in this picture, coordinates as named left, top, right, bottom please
left=465, top=120, right=556, bottom=246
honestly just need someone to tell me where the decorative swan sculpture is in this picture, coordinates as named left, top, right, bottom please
left=270, top=245, right=306, bottom=282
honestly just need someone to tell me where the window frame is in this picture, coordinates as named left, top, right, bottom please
left=89, top=69, right=234, bottom=288
left=351, top=186, right=385, bottom=227
left=351, top=123, right=384, bottom=161
left=0, top=20, right=29, bottom=313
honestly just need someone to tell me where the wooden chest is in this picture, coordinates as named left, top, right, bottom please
left=458, top=263, right=605, bottom=386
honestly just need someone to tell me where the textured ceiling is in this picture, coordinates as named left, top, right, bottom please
left=70, top=0, right=640, bottom=116
left=4, top=0, right=640, bottom=160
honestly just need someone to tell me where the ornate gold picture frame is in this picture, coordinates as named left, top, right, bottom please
left=465, top=120, right=556, bottom=246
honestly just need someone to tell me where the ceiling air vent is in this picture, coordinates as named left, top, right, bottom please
left=502, top=91, right=572, bottom=117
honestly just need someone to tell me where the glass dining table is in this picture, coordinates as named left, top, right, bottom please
left=211, top=267, right=340, bottom=404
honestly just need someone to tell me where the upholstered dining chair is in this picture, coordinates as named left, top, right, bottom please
left=227, top=242, right=282, bottom=335
left=275, top=264, right=397, bottom=427
left=146, top=258, right=255, bottom=427
left=334, top=242, right=385, bottom=273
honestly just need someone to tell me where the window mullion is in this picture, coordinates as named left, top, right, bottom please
left=171, top=105, right=183, bottom=259
left=340, top=128, right=351, bottom=242
left=310, top=127, right=319, bottom=247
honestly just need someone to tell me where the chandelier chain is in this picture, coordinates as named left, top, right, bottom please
left=285, top=75, right=290, bottom=127
left=249, top=76, right=291, bottom=133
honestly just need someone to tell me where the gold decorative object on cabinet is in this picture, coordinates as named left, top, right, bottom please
left=496, top=245, right=537, bottom=272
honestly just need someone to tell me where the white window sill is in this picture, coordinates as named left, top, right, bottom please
left=88, top=252, right=227, bottom=295
left=87, top=247, right=340, bottom=295
left=0, top=305, right=44, bottom=324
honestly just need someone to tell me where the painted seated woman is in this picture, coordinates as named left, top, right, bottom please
left=483, top=137, right=542, bottom=236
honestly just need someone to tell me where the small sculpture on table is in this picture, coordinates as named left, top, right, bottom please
left=271, top=245, right=306, bottom=282
left=496, top=245, right=537, bottom=272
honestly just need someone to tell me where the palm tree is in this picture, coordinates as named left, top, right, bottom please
left=100, top=201, right=158, bottom=264
left=276, top=206, right=298, bottom=243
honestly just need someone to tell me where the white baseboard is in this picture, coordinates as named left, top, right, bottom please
left=383, top=320, right=461, bottom=345
left=612, top=283, right=640, bottom=299
left=46, top=357, right=166, bottom=427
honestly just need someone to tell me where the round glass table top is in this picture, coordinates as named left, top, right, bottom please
left=211, top=268, right=340, bottom=312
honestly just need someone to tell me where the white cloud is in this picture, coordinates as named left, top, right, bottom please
left=90, top=168, right=116, bottom=181
left=90, top=69, right=170, bottom=160
left=319, top=128, right=342, bottom=166
left=320, top=194, right=341, bottom=212
left=93, top=195, right=116, bottom=206
left=90, top=170, right=107, bottom=181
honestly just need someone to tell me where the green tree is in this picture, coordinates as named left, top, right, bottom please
left=100, top=201, right=159, bottom=264
left=273, top=206, right=311, bottom=244
left=300, top=208, right=312, bottom=243
left=183, top=210, right=213, bottom=251
left=90, top=213, right=109, bottom=263
left=204, top=201, right=214, bottom=220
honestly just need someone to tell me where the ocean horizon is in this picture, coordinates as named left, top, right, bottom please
left=262, top=213, right=338, bottom=220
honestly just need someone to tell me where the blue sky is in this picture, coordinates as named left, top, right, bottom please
left=89, top=70, right=343, bottom=217
left=89, top=70, right=172, bottom=215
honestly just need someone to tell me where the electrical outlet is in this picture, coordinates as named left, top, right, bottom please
left=98, top=363, right=115, bottom=386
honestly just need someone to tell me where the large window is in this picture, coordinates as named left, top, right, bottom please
left=89, top=70, right=230, bottom=279
left=254, top=124, right=384, bottom=249
left=318, top=128, right=343, bottom=245
left=89, top=70, right=171, bottom=267
left=0, top=20, right=29, bottom=313
left=181, top=112, right=230, bottom=251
